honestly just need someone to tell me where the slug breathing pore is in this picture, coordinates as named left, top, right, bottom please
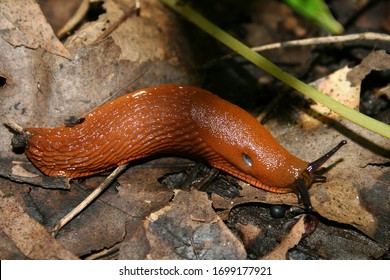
left=21, top=85, right=346, bottom=211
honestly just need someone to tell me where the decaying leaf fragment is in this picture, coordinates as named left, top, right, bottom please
left=144, top=189, right=247, bottom=260
left=0, top=190, right=78, bottom=259
left=347, top=50, right=390, bottom=86
left=302, top=50, right=390, bottom=128
left=301, top=65, right=360, bottom=128
left=0, top=0, right=72, bottom=59
left=261, top=216, right=305, bottom=260
left=0, top=159, right=71, bottom=190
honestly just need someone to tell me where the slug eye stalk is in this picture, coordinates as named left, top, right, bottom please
left=292, top=140, right=347, bottom=211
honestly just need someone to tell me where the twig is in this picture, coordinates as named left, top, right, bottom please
left=84, top=246, right=119, bottom=260
left=214, top=32, right=390, bottom=64
left=251, top=32, right=390, bottom=53
left=3, top=117, right=28, bottom=135
left=57, top=0, right=90, bottom=39
left=52, top=163, right=129, bottom=237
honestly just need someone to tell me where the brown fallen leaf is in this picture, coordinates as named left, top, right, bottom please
left=0, top=230, right=28, bottom=259
left=212, top=183, right=298, bottom=222
left=66, top=0, right=125, bottom=47
left=347, top=50, right=390, bottom=86
left=0, top=190, right=78, bottom=259
left=0, top=0, right=202, bottom=159
left=234, top=222, right=263, bottom=258
left=303, top=219, right=386, bottom=259
left=226, top=203, right=386, bottom=259
left=1, top=0, right=388, bottom=260
left=144, top=189, right=247, bottom=260
left=25, top=183, right=129, bottom=257
left=302, top=50, right=390, bottom=129
left=0, top=0, right=72, bottom=59
left=0, top=159, right=71, bottom=190
left=301, top=66, right=360, bottom=129
left=260, top=216, right=305, bottom=260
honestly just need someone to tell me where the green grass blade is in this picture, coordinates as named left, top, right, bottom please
left=283, top=0, right=344, bottom=34
left=161, top=0, right=390, bottom=138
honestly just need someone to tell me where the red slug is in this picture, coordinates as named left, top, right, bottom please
left=23, top=85, right=345, bottom=210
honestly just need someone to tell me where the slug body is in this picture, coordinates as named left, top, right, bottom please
left=25, top=85, right=345, bottom=209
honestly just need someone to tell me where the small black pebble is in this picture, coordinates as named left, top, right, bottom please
left=270, top=205, right=286, bottom=218
left=11, top=134, right=28, bottom=149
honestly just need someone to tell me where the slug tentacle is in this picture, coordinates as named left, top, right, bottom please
left=307, top=140, right=347, bottom=174
left=289, top=140, right=347, bottom=211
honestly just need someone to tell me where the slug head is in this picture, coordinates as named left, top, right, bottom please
left=189, top=89, right=346, bottom=212
left=290, top=140, right=347, bottom=211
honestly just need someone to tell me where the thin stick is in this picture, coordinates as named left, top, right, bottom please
left=3, top=117, right=28, bottom=135
left=84, top=247, right=119, bottom=260
left=57, top=0, right=90, bottom=39
left=52, top=163, right=129, bottom=237
left=251, top=32, right=390, bottom=53
left=214, top=32, right=390, bottom=63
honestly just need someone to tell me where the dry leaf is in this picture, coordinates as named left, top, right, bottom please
left=0, top=0, right=72, bottom=59
left=0, top=159, right=71, bottom=189
left=302, top=50, right=390, bottom=129
left=0, top=0, right=201, bottom=159
left=301, top=66, right=360, bottom=129
left=144, top=189, right=247, bottom=260
left=347, top=50, right=390, bottom=86
left=261, top=216, right=305, bottom=260
left=66, top=0, right=125, bottom=47
left=0, top=190, right=78, bottom=259
left=304, top=219, right=386, bottom=259
left=0, top=0, right=388, bottom=260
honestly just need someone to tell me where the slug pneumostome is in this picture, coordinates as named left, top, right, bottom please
left=22, top=85, right=345, bottom=210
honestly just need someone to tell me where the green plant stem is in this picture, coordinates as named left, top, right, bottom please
left=161, top=0, right=390, bottom=138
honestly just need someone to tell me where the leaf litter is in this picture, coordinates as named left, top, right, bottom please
left=0, top=0, right=389, bottom=259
